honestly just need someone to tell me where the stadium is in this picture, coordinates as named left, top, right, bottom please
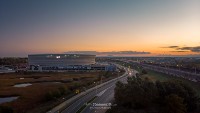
left=28, top=54, right=116, bottom=71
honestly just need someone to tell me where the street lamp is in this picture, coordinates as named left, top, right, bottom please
left=117, top=70, right=120, bottom=80
left=94, top=82, right=97, bottom=95
left=177, top=65, right=180, bottom=70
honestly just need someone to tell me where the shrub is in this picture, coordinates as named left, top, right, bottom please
left=161, top=94, right=186, bottom=113
left=52, top=90, right=61, bottom=98
left=44, top=91, right=54, bottom=101
left=0, top=106, right=13, bottom=113
left=58, top=86, right=66, bottom=95
left=141, top=69, right=147, bottom=74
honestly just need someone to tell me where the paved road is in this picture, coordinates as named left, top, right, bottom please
left=61, top=68, right=136, bottom=113
left=81, top=76, right=127, bottom=113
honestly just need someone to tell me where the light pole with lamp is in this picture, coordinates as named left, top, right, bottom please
left=94, top=82, right=97, bottom=95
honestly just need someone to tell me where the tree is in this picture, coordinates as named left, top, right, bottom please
left=161, top=94, right=186, bottom=113
left=156, top=80, right=199, bottom=112
left=115, top=77, right=158, bottom=109
left=0, top=106, right=13, bottom=113
left=141, top=69, right=147, bottom=74
left=113, top=77, right=200, bottom=113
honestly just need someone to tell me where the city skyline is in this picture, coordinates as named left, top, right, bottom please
left=0, top=0, right=200, bottom=57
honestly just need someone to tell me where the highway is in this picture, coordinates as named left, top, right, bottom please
left=81, top=76, right=127, bottom=113
left=140, top=63, right=200, bottom=82
left=60, top=68, right=136, bottom=113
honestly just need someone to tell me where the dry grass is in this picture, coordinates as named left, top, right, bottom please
left=0, top=72, right=99, bottom=113
left=0, top=71, right=121, bottom=113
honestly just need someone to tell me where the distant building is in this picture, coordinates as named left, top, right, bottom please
left=0, top=66, right=15, bottom=73
left=28, top=54, right=116, bottom=71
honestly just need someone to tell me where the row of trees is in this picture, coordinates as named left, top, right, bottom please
left=0, top=58, right=27, bottom=65
left=110, top=77, right=200, bottom=113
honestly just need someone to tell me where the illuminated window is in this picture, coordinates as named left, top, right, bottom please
left=46, top=55, right=53, bottom=58
left=56, top=56, right=60, bottom=59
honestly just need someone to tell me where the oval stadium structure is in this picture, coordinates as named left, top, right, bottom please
left=28, top=54, right=97, bottom=71
left=28, top=54, right=96, bottom=66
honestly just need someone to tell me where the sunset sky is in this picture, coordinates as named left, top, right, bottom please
left=0, top=0, right=200, bottom=57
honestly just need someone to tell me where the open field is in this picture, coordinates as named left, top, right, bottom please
left=0, top=71, right=123, bottom=113
left=141, top=69, right=200, bottom=96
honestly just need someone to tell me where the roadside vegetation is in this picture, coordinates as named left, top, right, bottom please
left=108, top=76, right=200, bottom=113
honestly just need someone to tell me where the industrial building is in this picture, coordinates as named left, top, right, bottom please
left=28, top=54, right=116, bottom=71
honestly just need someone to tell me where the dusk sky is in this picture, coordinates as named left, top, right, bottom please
left=0, top=0, right=200, bottom=57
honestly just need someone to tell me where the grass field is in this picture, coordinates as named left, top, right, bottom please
left=0, top=71, right=123, bottom=113
left=141, top=69, right=200, bottom=96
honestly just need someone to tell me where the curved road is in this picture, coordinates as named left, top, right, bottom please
left=61, top=68, right=136, bottom=113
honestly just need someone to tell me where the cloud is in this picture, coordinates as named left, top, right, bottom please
left=192, top=47, right=200, bottom=52
left=169, top=51, right=188, bottom=52
left=64, top=51, right=151, bottom=56
left=65, top=51, right=97, bottom=55
left=162, top=45, right=200, bottom=53
left=102, top=51, right=150, bottom=55
left=177, top=46, right=200, bottom=52
left=161, top=46, right=179, bottom=48
left=177, top=47, right=192, bottom=50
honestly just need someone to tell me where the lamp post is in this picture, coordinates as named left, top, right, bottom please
left=177, top=65, right=180, bottom=71
left=94, top=82, right=97, bottom=95
left=117, top=70, right=119, bottom=78
left=100, top=75, right=102, bottom=84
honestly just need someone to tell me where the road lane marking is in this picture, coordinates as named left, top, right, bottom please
left=96, top=85, right=114, bottom=97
